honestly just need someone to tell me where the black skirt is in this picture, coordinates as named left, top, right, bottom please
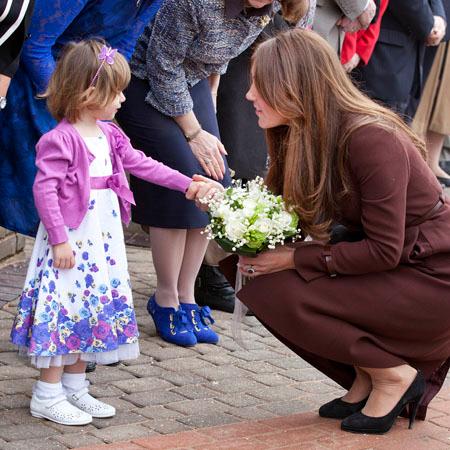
left=116, top=76, right=231, bottom=228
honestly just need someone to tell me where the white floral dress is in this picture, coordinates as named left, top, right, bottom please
left=10, top=134, right=140, bottom=368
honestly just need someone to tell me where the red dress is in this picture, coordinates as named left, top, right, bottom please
left=341, top=0, right=389, bottom=65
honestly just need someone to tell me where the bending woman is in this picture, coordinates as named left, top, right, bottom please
left=234, top=29, right=450, bottom=434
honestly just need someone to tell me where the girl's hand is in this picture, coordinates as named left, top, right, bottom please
left=189, top=130, right=227, bottom=181
left=52, top=242, right=75, bottom=269
left=185, top=174, right=224, bottom=211
left=238, top=246, right=296, bottom=277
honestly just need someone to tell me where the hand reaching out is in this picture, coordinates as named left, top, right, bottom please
left=185, top=174, right=224, bottom=210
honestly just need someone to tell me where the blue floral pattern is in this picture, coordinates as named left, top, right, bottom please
left=0, top=0, right=163, bottom=237
left=10, top=135, right=139, bottom=365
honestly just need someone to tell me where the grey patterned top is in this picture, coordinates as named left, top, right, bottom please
left=130, top=0, right=278, bottom=117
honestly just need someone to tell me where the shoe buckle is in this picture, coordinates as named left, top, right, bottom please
left=200, top=306, right=215, bottom=325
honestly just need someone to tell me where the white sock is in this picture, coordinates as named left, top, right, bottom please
left=34, top=380, right=64, bottom=400
left=61, top=372, right=88, bottom=395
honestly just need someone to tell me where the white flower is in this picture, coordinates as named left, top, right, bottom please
left=224, top=220, right=247, bottom=241
left=202, top=176, right=301, bottom=253
left=251, top=217, right=273, bottom=234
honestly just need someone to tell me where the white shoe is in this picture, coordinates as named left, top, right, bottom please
left=30, top=393, right=93, bottom=426
left=67, top=387, right=116, bottom=418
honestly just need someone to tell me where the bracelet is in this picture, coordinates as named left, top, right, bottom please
left=185, top=126, right=202, bottom=142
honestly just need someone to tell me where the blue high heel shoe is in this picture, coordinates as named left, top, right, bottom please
left=147, top=295, right=197, bottom=347
left=180, top=303, right=219, bottom=344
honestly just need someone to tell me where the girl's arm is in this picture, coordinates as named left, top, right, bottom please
left=33, top=131, right=72, bottom=246
left=21, top=0, right=88, bottom=93
left=109, top=123, right=192, bottom=193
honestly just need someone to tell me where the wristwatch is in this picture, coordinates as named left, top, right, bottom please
left=0, top=97, right=6, bottom=110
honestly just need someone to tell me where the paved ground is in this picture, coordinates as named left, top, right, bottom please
left=0, top=236, right=449, bottom=449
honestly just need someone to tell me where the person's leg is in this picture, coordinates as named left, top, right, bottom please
left=195, top=240, right=236, bottom=312
left=61, top=358, right=116, bottom=418
left=318, top=366, right=372, bottom=419
left=32, top=363, right=92, bottom=425
left=39, top=366, right=64, bottom=384
left=178, top=228, right=209, bottom=302
left=147, top=226, right=197, bottom=346
left=179, top=229, right=219, bottom=344
left=150, top=227, right=186, bottom=308
left=342, top=367, right=372, bottom=403
left=426, top=130, right=449, bottom=179
left=62, top=359, right=88, bottom=395
left=359, top=364, right=418, bottom=417
left=341, top=364, right=425, bottom=433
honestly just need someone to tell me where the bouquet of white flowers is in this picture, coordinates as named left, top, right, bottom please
left=202, top=177, right=301, bottom=256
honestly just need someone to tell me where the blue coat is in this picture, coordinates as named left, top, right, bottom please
left=0, top=0, right=162, bottom=236
left=355, top=0, right=446, bottom=114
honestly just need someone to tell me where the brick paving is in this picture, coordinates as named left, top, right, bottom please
left=0, top=235, right=449, bottom=449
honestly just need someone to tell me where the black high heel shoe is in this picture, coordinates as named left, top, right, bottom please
left=341, top=371, right=425, bottom=435
left=319, top=396, right=368, bottom=419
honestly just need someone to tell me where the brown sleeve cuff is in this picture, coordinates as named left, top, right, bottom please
left=294, top=242, right=339, bottom=281
left=293, top=242, right=329, bottom=282
left=323, top=245, right=337, bottom=277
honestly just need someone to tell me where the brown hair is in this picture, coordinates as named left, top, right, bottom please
left=42, top=39, right=130, bottom=123
left=251, top=29, right=426, bottom=240
left=279, top=0, right=309, bottom=24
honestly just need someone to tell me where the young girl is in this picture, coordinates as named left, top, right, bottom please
left=9, top=40, right=208, bottom=426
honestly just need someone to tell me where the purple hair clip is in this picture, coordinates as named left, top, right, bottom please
left=90, top=45, right=118, bottom=87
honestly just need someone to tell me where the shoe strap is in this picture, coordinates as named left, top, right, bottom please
left=45, top=393, right=69, bottom=409
left=199, top=306, right=215, bottom=325
left=69, top=386, right=89, bottom=402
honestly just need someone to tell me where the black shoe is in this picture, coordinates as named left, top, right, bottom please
left=85, top=362, right=97, bottom=373
left=319, top=397, right=368, bottom=419
left=439, top=160, right=450, bottom=174
left=341, top=371, right=425, bottom=435
left=195, top=264, right=236, bottom=313
left=437, top=176, right=450, bottom=187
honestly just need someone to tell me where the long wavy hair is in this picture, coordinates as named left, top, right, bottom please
left=251, top=29, right=426, bottom=240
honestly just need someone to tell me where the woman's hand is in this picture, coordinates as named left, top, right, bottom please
left=189, top=129, right=227, bottom=181
left=238, top=246, right=296, bottom=277
left=427, top=15, right=446, bottom=46
left=52, top=242, right=75, bottom=269
left=343, top=53, right=361, bottom=73
left=185, top=174, right=224, bottom=211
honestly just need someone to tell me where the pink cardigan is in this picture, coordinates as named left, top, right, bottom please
left=33, top=119, right=192, bottom=245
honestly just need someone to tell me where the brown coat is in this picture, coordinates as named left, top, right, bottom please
left=237, top=125, right=450, bottom=418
